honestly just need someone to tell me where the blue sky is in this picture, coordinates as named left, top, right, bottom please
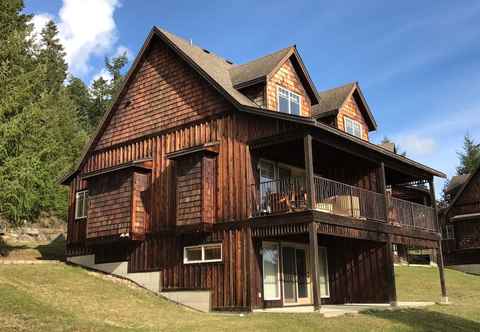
left=25, top=0, right=480, bottom=191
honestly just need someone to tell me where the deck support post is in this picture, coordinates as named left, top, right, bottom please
left=386, top=235, right=398, bottom=306
left=308, top=222, right=321, bottom=310
left=429, top=178, right=448, bottom=304
left=246, top=226, right=256, bottom=311
left=304, top=133, right=316, bottom=209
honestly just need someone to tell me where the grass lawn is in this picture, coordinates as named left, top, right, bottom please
left=0, top=263, right=479, bottom=332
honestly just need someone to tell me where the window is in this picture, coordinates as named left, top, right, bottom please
left=318, top=246, right=330, bottom=298
left=344, top=117, right=363, bottom=138
left=444, top=224, right=455, bottom=240
left=75, top=191, right=88, bottom=220
left=262, top=242, right=281, bottom=300
left=277, top=86, right=301, bottom=115
left=183, top=243, right=222, bottom=264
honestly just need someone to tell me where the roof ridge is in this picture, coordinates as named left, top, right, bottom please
left=317, top=81, right=357, bottom=95
left=231, top=45, right=294, bottom=68
left=155, top=26, right=234, bottom=66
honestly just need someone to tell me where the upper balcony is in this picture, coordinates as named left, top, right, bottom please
left=248, top=129, right=441, bottom=235
left=250, top=175, right=437, bottom=232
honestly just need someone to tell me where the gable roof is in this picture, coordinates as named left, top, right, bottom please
left=313, top=82, right=377, bottom=131
left=229, top=46, right=320, bottom=104
left=445, top=165, right=480, bottom=218
left=60, top=26, right=443, bottom=185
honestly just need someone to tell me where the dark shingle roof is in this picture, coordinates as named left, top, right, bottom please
left=158, top=28, right=258, bottom=108
left=312, top=82, right=356, bottom=117
left=445, top=174, right=470, bottom=194
left=229, top=47, right=293, bottom=88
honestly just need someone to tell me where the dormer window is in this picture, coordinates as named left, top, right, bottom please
left=277, top=86, right=301, bottom=115
left=344, top=117, right=363, bottom=139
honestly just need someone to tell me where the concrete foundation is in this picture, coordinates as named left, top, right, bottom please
left=67, top=254, right=209, bottom=311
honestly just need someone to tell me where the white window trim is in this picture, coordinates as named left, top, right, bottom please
left=75, top=190, right=88, bottom=220
left=344, top=116, right=363, bottom=139
left=276, top=86, right=301, bottom=115
left=262, top=241, right=281, bottom=300
left=183, top=243, right=223, bottom=264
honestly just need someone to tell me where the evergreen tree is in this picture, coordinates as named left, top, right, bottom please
left=37, top=20, right=67, bottom=90
left=66, top=76, right=92, bottom=131
left=88, top=52, right=128, bottom=130
left=0, top=1, right=88, bottom=225
left=456, top=134, right=480, bottom=175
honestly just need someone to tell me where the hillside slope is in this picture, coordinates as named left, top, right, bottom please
left=0, top=264, right=479, bottom=331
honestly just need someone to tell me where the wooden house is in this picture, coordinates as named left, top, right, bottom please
left=61, top=27, right=448, bottom=311
left=441, top=167, right=480, bottom=274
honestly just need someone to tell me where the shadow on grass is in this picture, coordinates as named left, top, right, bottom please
left=366, top=308, right=480, bottom=331
left=0, top=234, right=65, bottom=260
left=36, top=234, right=66, bottom=260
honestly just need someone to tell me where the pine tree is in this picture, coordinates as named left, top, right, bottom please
left=37, top=20, right=67, bottom=90
left=88, top=52, right=128, bottom=130
left=456, top=134, right=480, bottom=175
left=66, top=76, right=92, bottom=131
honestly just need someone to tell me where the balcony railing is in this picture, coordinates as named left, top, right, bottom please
left=251, top=176, right=437, bottom=232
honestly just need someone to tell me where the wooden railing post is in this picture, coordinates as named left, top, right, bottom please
left=379, top=162, right=389, bottom=221
left=304, top=133, right=316, bottom=209
left=429, top=177, right=448, bottom=303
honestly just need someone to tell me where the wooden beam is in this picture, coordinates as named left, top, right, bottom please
left=429, top=178, right=448, bottom=303
left=246, top=226, right=256, bottom=310
left=385, top=236, right=398, bottom=305
left=304, top=133, right=316, bottom=209
left=308, top=222, right=321, bottom=310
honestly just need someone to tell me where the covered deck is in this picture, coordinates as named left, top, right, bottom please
left=246, top=129, right=447, bottom=310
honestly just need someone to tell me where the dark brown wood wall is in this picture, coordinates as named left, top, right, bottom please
left=128, top=227, right=251, bottom=310
left=176, top=155, right=203, bottom=225
left=449, top=171, right=480, bottom=218
left=320, top=237, right=389, bottom=304
left=87, top=171, right=133, bottom=239
left=66, top=176, right=88, bottom=246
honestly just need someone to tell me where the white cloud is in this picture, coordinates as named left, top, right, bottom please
left=396, top=134, right=437, bottom=156
left=31, top=0, right=121, bottom=78
left=58, top=0, right=121, bottom=77
left=91, top=68, right=113, bottom=84
left=114, top=45, right=133, bottom=61
left=30, top=13, right=54, bottom=46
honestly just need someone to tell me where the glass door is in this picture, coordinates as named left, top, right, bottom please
left=282, top=247, right=297, bottom=304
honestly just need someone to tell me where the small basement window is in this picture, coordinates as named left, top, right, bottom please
left=184, top=243, right=222, bottom=264
left=344, top=117, right=363, bottom=138
left=75, top=190, right=88, bottom=220
left=277, top=86, right=301, bottom=115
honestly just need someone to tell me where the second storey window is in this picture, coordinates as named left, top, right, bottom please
left=344, top=117, right=363, bottom=138
left=277, top=86, right=301, bottom=115
left=184, top=243, right=222, bottom=264
left=75, top=190, right=88, bottom=220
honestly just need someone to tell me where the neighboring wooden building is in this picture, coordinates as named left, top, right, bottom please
left=61, top=27, right=448, bottom=311
left=441, top=167, right=480, bottom=274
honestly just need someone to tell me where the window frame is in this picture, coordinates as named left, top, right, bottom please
left=343, top=116, right=363, bottom=139
left=262, top=241, right=281, bottom=301
left=277, top=86, right=301, bottom=116
left=183, top=243, right=223, bottom=264
left=75, top=190, right=88, bottom=220
left=444, top=224, right=455, bottom=240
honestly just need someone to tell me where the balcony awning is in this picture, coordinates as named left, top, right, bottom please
left=82, top=158, right=152, bottom=180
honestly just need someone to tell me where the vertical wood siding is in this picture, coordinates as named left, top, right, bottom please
left=128, top=227, right=251, bottom=310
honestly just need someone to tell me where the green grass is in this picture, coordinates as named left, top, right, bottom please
left=0, top=264, right=479, bottom=331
